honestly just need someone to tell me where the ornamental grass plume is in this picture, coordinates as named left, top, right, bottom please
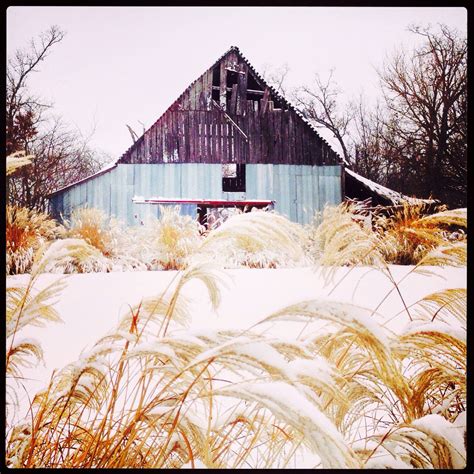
left=260, top=282, right=466, bottom=468
left=6, top=150, right=34, bottom=176
left=131, top=205, right=203, bottom=270
left=305, top=202, right=384, bottom=268
left=198, top=210, right=307, bottom=268
left=375, top=203, right=467, bottom=265
left=64, top=208, right=115, bottom=257
left=6, top=205, right=60, bottom=275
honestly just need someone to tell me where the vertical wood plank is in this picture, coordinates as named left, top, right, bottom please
left=237, top=63, right=248, bottom=116
left=189, top=111, right=195, bottom=162
left=157, top=120, right=163, bottom=164
left=219, top=60, right=227, bottom=109
left=229, top=83, right=238, bottom=115
left=260, top=88, right=270, bottom=116
left=215, top=110, right=221, bottom=164
left=200, top=111, right=207, bottom=161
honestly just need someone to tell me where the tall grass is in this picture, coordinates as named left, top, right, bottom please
left=131, top=205, right=203, bottom=270
left=198, top=210, right=308, bottom=268
left=6, top=205, right=60, bottom=275
left=375, top=204, right=467, bottom=265
left=5, top=203, right=466, bottom=468
left=305, top=202, right=467, bottom=268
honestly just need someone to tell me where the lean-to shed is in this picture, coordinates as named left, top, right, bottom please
left=49, top=46, right=344, bottom=226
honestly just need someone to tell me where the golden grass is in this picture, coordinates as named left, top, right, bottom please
left=6, top=205, right=60, bottom=275
left=131, top=205, right=203, bottom=270
left=5, top=204, right=466, bottom=468
left=64, top=208, right=115, bottom=257
left=6, top=151, right=35, bottom=175
left=306, top=201, right=467, bottom=269
left=375, top=203, right=467, bottom=265
left=198, top=210, right=307, bottom=268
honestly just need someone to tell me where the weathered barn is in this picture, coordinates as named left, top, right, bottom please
left=49, top=46, right=345, bottom=226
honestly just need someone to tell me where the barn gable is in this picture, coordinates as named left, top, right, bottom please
left=118, top=46, right=341, bottom=166
left=49, top=46, right=345, bottom=226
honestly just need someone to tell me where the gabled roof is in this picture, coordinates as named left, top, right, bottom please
left=117, top=45, right=342, bottom=164
left=49, top=46, right=341, bottom=197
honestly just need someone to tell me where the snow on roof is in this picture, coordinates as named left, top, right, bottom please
left=48, top=158, right=119, bottom=197
left=345, top=168, right=437, bottom=206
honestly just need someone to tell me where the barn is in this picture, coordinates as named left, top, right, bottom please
left=48, top=46, right=346, bottom=226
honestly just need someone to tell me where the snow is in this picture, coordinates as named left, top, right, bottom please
left=400, top=320, right=466, bottom=343
left=6, top=264, right=466, bottom=467
left=411, top=414, right=466, bottom=469
left=49, top=159, right=119, bottom=196
left=344, top=168, right=436, bottom=205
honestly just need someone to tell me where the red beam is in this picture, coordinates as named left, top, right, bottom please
left=133, top=197, right=273, bottom=207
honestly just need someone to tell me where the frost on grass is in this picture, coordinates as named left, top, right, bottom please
left=5, top=256, right=466, bottom=468
left=214, top=381, right=360, bottom=468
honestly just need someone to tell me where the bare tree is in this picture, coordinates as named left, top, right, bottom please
left=352, top=97, right=388, bottom=183
left=261, top=63, right=290, bottom=97
left=294, top=70, right=354, bottom=165
left=6, top=26, right=105, bottom=212
left=8, top=117, right=106, bottom=212
left=6, top=25, right=65, bottom=156
left=379, top=24, right=467, bottom=207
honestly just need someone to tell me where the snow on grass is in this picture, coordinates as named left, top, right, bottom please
left=6, top=264, right=466, bottom=467
left=411, top=414, right=466, bottom=469
left=8, top=266, right=465, bottom=410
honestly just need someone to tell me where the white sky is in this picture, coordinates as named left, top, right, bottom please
left=7, top=6, right=467, bottom=160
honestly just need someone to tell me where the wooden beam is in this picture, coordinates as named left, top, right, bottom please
left=237, top=63, right=248, bottom=115
left=260, top=88, right=270, bottom=116
left=212, top=100, right=248, bottom=142
left=219, top=61, right=227, bottom=108
left=212, top=85, right=265, bottom=96
left=230, top=84, right=238, bottom=115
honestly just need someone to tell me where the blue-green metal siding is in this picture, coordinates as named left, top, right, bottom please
left=50, top=163, right=342, bottom=226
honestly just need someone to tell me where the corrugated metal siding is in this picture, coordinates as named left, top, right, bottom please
left=51, top=163, right=341, bottom=226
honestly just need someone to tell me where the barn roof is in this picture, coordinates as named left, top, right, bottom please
left=49, top=45, right=343, bottom=197
left=345, top=168, right=437, bottom=206
left=117, top=45, right=342, bottom=164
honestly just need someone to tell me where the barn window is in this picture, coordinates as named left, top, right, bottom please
left=222, top=163, right=246, bottom=192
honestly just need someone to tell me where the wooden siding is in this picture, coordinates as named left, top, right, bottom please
left=50, top=163, right=342, bottom=226
left=118, top=49, right=340, bottom=167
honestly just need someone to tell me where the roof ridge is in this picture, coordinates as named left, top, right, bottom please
left=119, top=45, right=341, bottom=163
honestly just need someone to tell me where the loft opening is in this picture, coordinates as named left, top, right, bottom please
left=226, top=70, right=239, bottom=88
left=212, top=67, right=220, bottom=101
left=222, top=163, right=246, bottom=192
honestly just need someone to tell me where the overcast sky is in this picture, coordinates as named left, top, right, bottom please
left=7, top=6, right=467, bottom=160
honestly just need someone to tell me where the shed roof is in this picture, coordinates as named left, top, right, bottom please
left=345, top=168, right=437, bottom=206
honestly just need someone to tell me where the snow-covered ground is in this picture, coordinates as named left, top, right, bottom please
left=7, top=265, right=466, bottom=429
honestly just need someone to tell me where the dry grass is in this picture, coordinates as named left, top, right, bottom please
left=5, top=257, right=466, bottom=468
left=6, top=205, right=60, bottom=275
left=305, top=202, right=384, bottom=267
left=128, top=205, right=203, bottom=270
left=375, top=204, right=467, bottom=265
left=6, top=151, right=35, bottom=175
left=64, top=208, right=115, bottom=256
left=306, top=202, right=467, bottom=277
left=198, top=210, right=307, bottom=269
left=5, top=203, right=466, bottom=468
